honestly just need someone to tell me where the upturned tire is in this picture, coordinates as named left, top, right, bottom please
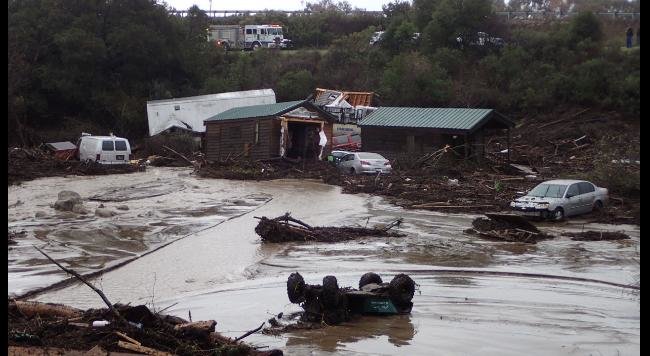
left=287, top=272, right=306, bottom=303
left=359, top=272, right=383, bottom=289
left=389, top=273, right=415, bottom=305
left=321, top=275, right=340, bottom=308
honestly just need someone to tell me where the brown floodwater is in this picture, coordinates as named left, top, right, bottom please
left=8, top=167, right=640, bottom=355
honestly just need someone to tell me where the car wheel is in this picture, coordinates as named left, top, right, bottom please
left=593, top=200, right=604, bottom=212
left=389, top=274, right=415, bottom=306
left=359, top=272, right=383, bottom=289
left=252, top=42, right=262, bottom=50
left=552, top=207, right=564, bottom=221
left=349, top=167, right=356, bottom=175
left=287, top=272, right=306, bottom=304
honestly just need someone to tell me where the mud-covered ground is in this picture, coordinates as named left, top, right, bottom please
left=9, top=168, right=639, bottom=355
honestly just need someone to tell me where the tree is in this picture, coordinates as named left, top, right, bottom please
left=380, top=52, right=451, bottom=106
left=276, top=70, right=316, bottom=101
left=421, top=0, right=495, bottom=53
left=568, top=11, right=603, bottom=45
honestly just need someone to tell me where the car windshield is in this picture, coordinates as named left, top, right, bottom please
left=527, top=184, right=567, bottom=198
left=357, top=153, right=384, bottom=159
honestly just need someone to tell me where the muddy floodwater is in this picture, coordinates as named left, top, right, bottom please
left=9, top=168, right=640, bottom=355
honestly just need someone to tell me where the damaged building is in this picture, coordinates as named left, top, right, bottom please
left=358, top=107, right=515, bottom=159
left=312, top=88, right=376, bottom=135
left=146, top=89, right=277, bottom=136
left=203, top=100, right=337, bottom=161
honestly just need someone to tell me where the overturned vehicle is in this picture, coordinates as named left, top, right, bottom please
left=286, top=272, right=416, bottom=325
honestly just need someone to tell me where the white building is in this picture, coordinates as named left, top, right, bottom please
left=146, top=89, right=276, bottom=136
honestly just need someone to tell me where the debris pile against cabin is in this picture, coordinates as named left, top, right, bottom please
left=254, top=213, right=404, bottom=243
left=561, top=231, right=631, bottom=241
left=8, top=147, right=142, bottom=185
left=8, top=300, right=281, bottom=356
left=465, top=213, right=554, bottom=243
left=197, top=157, right=341, bottom=182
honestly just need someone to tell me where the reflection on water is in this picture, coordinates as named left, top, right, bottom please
left=285, top=315, right=416, bottom=352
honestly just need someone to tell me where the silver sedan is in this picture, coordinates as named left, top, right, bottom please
left=338, top=152, right=392, bottom=175
left=510, top=179, right=609, bottom=220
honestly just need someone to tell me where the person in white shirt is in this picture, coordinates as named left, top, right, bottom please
left=318, top=127, right=328, bottom=161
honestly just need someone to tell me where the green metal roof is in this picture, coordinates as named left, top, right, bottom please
left=358, top=107, right=504, bottom=132
left=205, top=100, right=305, bottom=122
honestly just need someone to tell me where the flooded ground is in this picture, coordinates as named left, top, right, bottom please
left=9, top=168, right=640, bottom=355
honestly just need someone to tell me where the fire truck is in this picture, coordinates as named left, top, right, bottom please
left=207, top=24, right=290, bottom=50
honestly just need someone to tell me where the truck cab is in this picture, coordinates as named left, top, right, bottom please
left=207, top=24, right=287, bottom=50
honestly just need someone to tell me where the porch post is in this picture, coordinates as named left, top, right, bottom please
left=506, top=128, right=511, bottom=163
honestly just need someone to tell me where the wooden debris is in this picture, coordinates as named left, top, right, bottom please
left=233, top=322, right=265, bottom=342
left=117, top=340, right=172, bottom=356
left=562, top=231, right=630, bottom=241
left=254, top=213, right=404, bottom=243
left=115, top=331, right=141, bottom=346
left=173, top=320, right=217, bottom=336
left=34, top=246, right=123, bottom=321
left=12, top=300, right=82, bottom=319
left=468, top=214, right=554, bottom=244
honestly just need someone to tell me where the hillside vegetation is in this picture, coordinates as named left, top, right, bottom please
left=8, top=0, right=639, bottom=144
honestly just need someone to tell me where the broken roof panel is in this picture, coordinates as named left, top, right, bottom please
left=314, top=90, right=341, bottom=106
left=314, top=88, right=374, bottom=107
left=358, top=107, right=514, bottom=133
left=44, top=142, right=77, bottom=151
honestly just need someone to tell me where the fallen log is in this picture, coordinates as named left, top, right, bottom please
left=255, top=213, right=404, bottom=243
left=174, top=320, right=217, bottom=337
left=562, top=231, right=630, bottom=241
left=11, top=300, right=82, bottom=319
left=34, top=246, right=123, bottom=321
left=117, top=340, right=173, bottom=356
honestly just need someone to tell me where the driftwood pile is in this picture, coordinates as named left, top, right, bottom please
left=465, top=213, right=554, bottom=244
left=8, top=247, right=282, bottom=355
left=562, top=231, right=630, bottom=241
left=8, top=300, right=280, bottom=356
left=254, top=213, right=404, bottom=243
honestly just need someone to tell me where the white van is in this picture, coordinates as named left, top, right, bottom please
left=76, top=135, right=132, bottom=164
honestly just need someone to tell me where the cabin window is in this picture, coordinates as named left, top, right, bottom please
left=102, top=141, right=114, bottom=151
left=174, top=105, right=180, bottom=111
left=260, top=29, right=266, bottom=35
left=246, top=29, right=252, bottom=34
left=228, top=126, right=242, bottom=139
